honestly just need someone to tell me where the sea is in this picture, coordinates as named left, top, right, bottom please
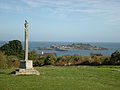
left=0, top=41, right=120, bottom=56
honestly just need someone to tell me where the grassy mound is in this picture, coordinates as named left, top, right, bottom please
left=0, top=66, right=120, bottom=90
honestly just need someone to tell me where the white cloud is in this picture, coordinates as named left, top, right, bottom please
left=19, top=0, right=120, bottom=14
left=0, top=0, right=29, bottom=11
left=1, top=0, right=120, bottom=13
left=0, top=0, right=120, bottom=23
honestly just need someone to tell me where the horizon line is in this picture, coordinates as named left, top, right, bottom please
left=0, top=40, right=120, bottom=43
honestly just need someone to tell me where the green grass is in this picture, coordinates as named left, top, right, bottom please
left=0, top=66, right=120, bottom=90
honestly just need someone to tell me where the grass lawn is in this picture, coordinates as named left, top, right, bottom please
left=0, top=66, right=120, bottom=90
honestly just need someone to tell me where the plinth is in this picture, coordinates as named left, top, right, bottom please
left=14, top=60, right=40, bottom=75
left=20, top=60, right=33, bottom=69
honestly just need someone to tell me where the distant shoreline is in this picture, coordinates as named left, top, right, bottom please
left=0, top=41, right=120, bottom=56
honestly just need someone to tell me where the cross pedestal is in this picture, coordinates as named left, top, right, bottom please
left=20, top=60, right=33, bottom=69
left=15, top=60, right=40, bottom=75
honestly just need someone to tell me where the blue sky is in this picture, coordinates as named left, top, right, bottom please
left=0, top=0, right=120, bottom=42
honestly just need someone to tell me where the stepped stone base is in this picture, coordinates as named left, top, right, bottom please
left=12, top=60, right=40, bottom=75
left=15, top=69, right=40, bottom=75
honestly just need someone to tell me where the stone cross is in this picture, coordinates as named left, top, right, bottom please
left=13, top=20, right=40, bottom=75
left=24, top=20, right=28, bottom=61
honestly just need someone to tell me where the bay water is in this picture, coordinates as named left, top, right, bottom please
left=0, top=41, right=120, bottom=56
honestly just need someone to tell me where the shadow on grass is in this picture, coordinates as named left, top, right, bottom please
left=0, top=69, right=17, bottom=75
left=0, top=72, right=10, bottom=75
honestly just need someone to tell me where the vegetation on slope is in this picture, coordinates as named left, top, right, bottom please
left=0, top=40, right=120, bottom=69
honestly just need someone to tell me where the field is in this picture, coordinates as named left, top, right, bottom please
left=0, top=66, right=120, bottom=90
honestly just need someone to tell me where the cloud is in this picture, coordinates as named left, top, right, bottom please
left=0, top=0, right=120, bottom=23
left=0, top=0, right=29, bottom=12
left=1, top=0, right=120, bottom=14
left=19, top=0, right=120, bottom=14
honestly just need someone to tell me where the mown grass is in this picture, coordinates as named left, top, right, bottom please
left=0, top=66, right=120, bottom=90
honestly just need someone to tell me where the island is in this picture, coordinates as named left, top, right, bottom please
left=51, top=43, right=108, bottom=50
left=51, top=45, right=68, bottom=51
left=36, top=47, right=53, bottom=50
left=36, top=43, right=108, bottom=51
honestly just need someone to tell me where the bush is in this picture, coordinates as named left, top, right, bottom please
left=55, top=55, right=89, bottom=66
left=55, top=55, right=75, bottom=66
left=90, top=55, right=103, bottom=65
left=91, top=53, right=103, bottom=56
left=0, top=52, right=19, bottom=69
left=7, top=56, right=19, bottom=68
left=80, top=61, right=90, bottom=65
left=59, top=55, right=73, bottom=65
left=34, top=56, right=46, bottom=66
left=45, top=54, right=57, bottom=65
left=0, top=52, right=7, bottom=69
left=100, top=56, right=111, bottom=65
left=110, top=50, right=120, bottom=65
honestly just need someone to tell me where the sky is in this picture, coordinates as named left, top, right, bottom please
left=0, top=0, right=120, bottom=42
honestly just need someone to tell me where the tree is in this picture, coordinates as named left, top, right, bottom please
left=45, top=54, right=57, bottom=65
left=28, top=50, right=38, bottom=61
left=0, top=40, right=23, bottom=56
left=111, top=50, right=120, bottom=64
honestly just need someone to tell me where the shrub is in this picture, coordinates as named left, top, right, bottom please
left=100, top=56, right=110, bottom=65
left=91, top=53, right=103, bottom=56
left=80, top=61, right=90, bottom=65
left=110, top=50, right=120, bottom=65
left=34, top=56, right=46, bottom=66
left=7, top=56, right=19, bottom=68
left=45, top=54, right=57, bottom=65
left=60, top=55, right=72, bottom=65
left=55, top=55, right=89, bottom=66
left=80, top=56, right=90, bottom=65
left=56, top=55, right=74, bottom=66
left=90, top=56, right=101, bottom=65
left=0, top=52, right=7, bottom=69
left=0, top=52, right=19, bottom=69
